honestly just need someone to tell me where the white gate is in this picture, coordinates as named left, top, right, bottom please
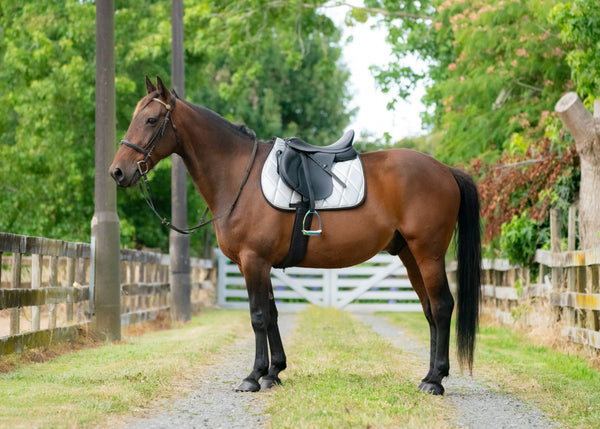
left=216, top=250, right=421, bottom=312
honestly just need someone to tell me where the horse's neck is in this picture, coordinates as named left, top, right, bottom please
left=176, top=104, right=255, bottom=215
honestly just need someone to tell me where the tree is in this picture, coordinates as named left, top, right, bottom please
left=550, top=0, right=600, bottom=250
left=550, top=0, right=600, bottom=102
left=0, top=0, right=96, bottom=241
left=0, top=0, right=353, bottom=253
left=353, top=0, right=572, bottom=165
left=555, top=93, right=600, bottom=250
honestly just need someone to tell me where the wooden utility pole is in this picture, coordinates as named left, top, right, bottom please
left=169, top=0, right=191, bottom=321
left=92, top=0, right=121, bottom=339
left=555, top=92, right=600, bottom=250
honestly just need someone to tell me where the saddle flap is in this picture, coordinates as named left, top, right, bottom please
left=278, top=149, right=335, bottom=201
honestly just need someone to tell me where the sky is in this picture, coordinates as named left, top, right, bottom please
left=324, top=3, right=427, bottom=142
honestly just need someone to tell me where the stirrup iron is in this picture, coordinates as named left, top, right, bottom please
left=302, top=209, right=322, bottom=236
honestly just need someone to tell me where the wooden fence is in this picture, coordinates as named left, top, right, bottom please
left=449, top=209, right=600, bottom=350
left=0, top=232, right=213, bottom=355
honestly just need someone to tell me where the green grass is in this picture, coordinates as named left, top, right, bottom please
left=0, top=309, right=249, bottom=428
left=7, top=306, right=594, bottom=428
left=267, top=306, right=451, bottom=428
left=383, top=312, right=600, bottom=429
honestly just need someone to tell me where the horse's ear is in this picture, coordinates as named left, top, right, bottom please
left=156, top=76, right=168, bottom=99
left=145, top=76, right=156, bottom=94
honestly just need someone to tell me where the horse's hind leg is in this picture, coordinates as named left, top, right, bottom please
left=398, top=242, right=454, bottom=395
left=397, top=247, right=435, bottom=382
left=420, top=259, right=454, bottom=395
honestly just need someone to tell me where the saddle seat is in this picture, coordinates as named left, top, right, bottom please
left=285, top=130, right=356, bottom=157
left=277, top=130, right=358, bottom=203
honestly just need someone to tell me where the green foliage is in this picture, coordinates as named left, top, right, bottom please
left=500, top=210, right=548, bottom=265
left=361, top=0, right=572, bottom=165
left=0, top=0, right=352, bottom=252
left=0, top=0, right=96, bottom=242
left=550, top=0, right=600, bottom=102
left=356, top=0, right=592, bottom=260
left=474, top=115, right=579, bottom=248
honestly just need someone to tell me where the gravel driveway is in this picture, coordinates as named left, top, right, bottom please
left=122, top=312, right=559, bottom=429
left=123, top=313, right=296, bottom=429
left=358, top=314, right=560, bottom=428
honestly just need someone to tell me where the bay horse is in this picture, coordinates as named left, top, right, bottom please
left=110, top=76, right=481, bottom=396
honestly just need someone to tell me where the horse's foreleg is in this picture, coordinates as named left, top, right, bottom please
left=235, top=258, right=272, bottom=392
left=260, top=288, right=287, bottom=389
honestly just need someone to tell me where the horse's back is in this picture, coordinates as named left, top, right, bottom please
left=361, top=148, right=460, bottom=211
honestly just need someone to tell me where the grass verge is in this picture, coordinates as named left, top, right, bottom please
left=0, top=309, right=249, bottom=428
left=383, top=311, right=600, bottom=429
left=267, top=306, right=451, bottom=428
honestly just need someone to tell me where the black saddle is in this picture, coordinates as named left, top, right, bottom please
left=277, top=130, right=357, bottom=204
left=274, top=130, right=357, bottom=267
left=284, top=130, right=356, bottom=156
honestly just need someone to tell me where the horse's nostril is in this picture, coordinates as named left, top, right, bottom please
left=111, top=167, right=123, bottom=182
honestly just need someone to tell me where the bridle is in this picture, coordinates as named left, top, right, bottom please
left=119, top=91, right=258, bottom=234
left=120, top=93, right=177, bottom=178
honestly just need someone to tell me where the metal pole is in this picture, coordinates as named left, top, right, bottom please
left=92, top=0, right=121, bottom=340
left=170, top=0, right=191, bottom=321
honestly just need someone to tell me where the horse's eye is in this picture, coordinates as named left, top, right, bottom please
left=146, top=117, right=157, bottom=125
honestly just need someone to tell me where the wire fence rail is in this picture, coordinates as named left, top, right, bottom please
left=0, top=232, right=213, bottom=355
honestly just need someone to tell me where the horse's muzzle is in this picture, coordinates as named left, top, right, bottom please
left=109, top=163, right=139, bottom=188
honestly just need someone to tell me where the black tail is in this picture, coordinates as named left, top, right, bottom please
left=451, top=168, right=481, bottom=373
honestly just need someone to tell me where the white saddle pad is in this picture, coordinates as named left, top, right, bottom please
left=260, top=138, right=366, bottom=211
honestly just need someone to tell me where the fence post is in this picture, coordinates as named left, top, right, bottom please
left=550, top=209, right=565, bottom=322
left=31, top=254, right=42, bottom=331
left=49, top=255, right=58, bottom=329
left=66, top=256, right=75, bottom=322
left=10, top=253, right=21, bottom=335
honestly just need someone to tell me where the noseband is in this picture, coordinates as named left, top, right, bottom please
left=120, top=92, right=177, bottom=176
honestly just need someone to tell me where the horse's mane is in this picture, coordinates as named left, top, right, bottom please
left=180, top=98, right=257, bottom=141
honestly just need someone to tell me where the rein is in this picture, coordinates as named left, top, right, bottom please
left=120, top=92, right=259, bottom=234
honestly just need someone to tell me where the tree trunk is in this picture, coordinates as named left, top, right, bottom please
left=555, top=92, right=600, bottom=250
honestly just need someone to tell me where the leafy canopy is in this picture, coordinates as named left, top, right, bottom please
left=358, top=0, right=572, bottom=164
left=0, top=0, right=352, bottom=252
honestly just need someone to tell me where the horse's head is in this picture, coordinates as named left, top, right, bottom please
left=110, top=76, right=179, bottom=187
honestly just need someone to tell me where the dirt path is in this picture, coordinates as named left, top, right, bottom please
left=122, top=313, right=296, bottom=429
left=358, top=314, right=561, bottom=428
left=121, top=312, right=559, bottom=428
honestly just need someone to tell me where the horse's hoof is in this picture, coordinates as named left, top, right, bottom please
left=234, top=378, right=261, bottom=392
left=260, top=376, right=282, bottom=389
left=419, top=381, right=444, bottom=395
